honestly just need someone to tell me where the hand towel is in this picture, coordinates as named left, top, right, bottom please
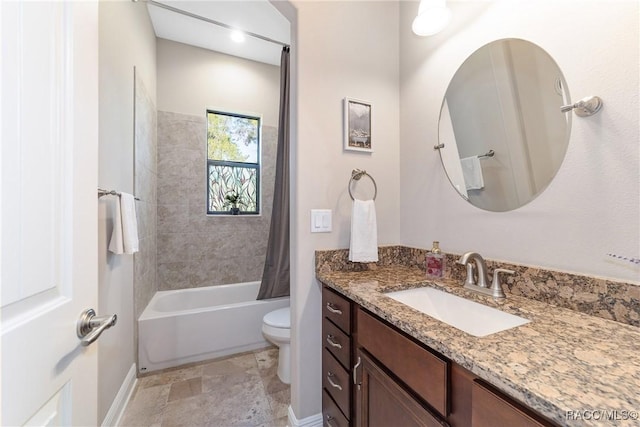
left=349, top=199, right=379, bottom=263
left=460, top=156, right=484, bottom=190
left=108, top=192, right=139, bottom=254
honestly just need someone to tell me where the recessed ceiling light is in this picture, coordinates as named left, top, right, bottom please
left=230, top=30, right=246, bottom=43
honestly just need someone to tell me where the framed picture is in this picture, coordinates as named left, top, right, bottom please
left=343, top=97, right=372, bottom=152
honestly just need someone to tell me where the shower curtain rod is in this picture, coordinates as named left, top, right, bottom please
left=144, top=0, right=290, bottom=48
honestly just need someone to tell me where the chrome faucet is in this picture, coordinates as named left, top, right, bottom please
left=457, top=252, right=514, bottom=299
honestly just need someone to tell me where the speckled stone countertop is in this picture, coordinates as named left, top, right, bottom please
left=317, top=265, right=640, bottom=427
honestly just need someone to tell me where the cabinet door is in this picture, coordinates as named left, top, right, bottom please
left=358, top=308, right=449, bottom=417
left=472, top=380, right=556, bottom=427
left=356, top=351, right=449, bottom=427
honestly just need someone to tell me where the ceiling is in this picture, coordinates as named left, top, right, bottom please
left=147, top=0, right=290, bottom=66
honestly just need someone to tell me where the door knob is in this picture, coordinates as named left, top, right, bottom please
left=77, top=309, right=117, bottom=346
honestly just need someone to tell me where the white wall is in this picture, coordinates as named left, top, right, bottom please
left=98, top=0, right=156, bottom=423
left=290, top=0, right=401, bottom=419
left=399, top=0, right=639, bottom=284
left=157, top=38, right=281, bottom=126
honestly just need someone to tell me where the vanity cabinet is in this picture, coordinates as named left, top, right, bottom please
left=321, top=285, right=559, bottom=427
left=322, top=287, right=356, bottom=426
left=357, top=350, right=447, bottom=427
left=357, top=309, right=449, bottom=419
left=472, top=379, right=554, bottom=427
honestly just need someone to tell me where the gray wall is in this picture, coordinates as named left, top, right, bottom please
left=97, top=0, right=156, bottom=423
left=156, top=40, right=280, bottom=290
left=134, top=72, right=158, bottom=321
left=157, top=113, right=277, bottom=289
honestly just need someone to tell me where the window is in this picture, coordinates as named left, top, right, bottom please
left=207, top=110, right=260, bottom=215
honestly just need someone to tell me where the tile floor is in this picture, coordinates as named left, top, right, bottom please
left=120, top=348, right=289, bottom=427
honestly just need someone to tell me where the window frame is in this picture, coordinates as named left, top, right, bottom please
left=206, top=109, right=261, bottom=216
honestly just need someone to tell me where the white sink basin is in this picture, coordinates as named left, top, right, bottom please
left=385, top=287, right=530, bottom=337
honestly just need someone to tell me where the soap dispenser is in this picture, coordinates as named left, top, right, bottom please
left=426, top=241, right=445, bottom=279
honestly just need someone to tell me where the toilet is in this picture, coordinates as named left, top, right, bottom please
left=262, top=307, right=291, bottom=384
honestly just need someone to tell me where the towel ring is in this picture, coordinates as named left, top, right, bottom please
left=348, top=169, right=377, bottom=201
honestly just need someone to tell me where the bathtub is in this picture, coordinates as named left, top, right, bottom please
left=138, top=281, right=289, bottom=373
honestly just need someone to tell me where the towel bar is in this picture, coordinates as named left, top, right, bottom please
left=433, top=145, right=494, bottom=160
left=478, top=150, right=495, bottom=159
left=98, top=188, right=141, bottom=201
left=348, top=169, right=377, bottom=201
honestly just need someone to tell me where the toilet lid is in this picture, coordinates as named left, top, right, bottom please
left=263, top=307, right=290, bottom=328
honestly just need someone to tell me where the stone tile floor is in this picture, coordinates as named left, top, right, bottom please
left=120, top=348, right=289, bottom=427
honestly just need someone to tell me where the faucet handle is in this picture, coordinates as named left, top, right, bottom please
left=490, top=268, right=514, bottom=298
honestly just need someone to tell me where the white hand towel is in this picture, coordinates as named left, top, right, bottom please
left=349, top=199, right=379, bottom=263
left=460, top=156, right=484, bottom=190
left=108, top=196, right=124, bottom=255
left=108, top=192, right=139, bottom=255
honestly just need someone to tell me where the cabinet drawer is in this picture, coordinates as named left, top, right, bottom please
left=323, top=348, right=351, bottom=419
left=472, top=380, right=556, bottom=427
left=323, top=318, right=351, bottom=369
left=359, top=351, right=448, bottom=427
left=323, top=389, right=350, bottom=427
left=358, top=309, right=449, bottom=417
left=323, top=287, right=352, bottom=334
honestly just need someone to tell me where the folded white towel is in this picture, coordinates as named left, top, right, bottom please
left=460, top=156, right=484, bottom=190
left=108, top=192, right=139, bottom=255
left=349, top=199, right=378, bottom=263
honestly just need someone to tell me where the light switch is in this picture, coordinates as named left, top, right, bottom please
left=311, top=209, right=332, bottom=233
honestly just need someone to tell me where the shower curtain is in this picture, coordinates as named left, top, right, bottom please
left=258, top=46, right=290, bottom=300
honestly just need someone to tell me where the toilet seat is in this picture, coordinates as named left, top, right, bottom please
left=262, top=323, right=290, bottom=340
left=263, top=307, right=290, bottom=329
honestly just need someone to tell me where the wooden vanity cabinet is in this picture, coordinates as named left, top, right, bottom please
left=357, top=350, right=448, bottom=427
left=322, top=287, right=356, bottom=426
left=320, top=286, right=558, bottom=427
left=357, top=309, right=449, bottom=419
left=472, top=379, right=556, bottom=427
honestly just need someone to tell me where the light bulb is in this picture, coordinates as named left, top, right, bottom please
left=412, top=0, right=451, bottom=36
left=230, top=30, right=246, bottom=43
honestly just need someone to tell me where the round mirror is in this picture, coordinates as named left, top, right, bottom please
left=438, top=39, right=571, bottom=212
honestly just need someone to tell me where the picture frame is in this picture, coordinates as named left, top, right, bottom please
left=343, top=97, right=373, bottom=152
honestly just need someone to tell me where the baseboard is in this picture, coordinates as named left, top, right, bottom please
left=287, top=405, right=323, bottom=427
left=101, top=363, right=138, bottom=427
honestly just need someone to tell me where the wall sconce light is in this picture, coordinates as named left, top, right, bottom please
left=412, top=0, right=451, bottom=36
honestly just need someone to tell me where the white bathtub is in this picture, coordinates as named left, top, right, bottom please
left=138, top=281, right=289, bottom=373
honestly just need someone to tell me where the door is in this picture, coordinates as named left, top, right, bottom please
left=356, top=350, right=448, bottom=427
left=1, top=1, right=99, bottom=425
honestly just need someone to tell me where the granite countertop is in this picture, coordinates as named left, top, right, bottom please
left=317, top=265, right=640, bottom=427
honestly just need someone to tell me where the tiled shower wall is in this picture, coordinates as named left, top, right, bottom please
left=157, top=111, right=278, bottom=290
left=134, top=72, right=158, bottom=318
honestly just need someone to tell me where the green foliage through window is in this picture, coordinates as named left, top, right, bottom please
left=207, top=111, right=260, bottom=214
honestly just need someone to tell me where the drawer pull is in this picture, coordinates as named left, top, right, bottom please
left=326, top=302, right=343, bottom=315
left=326, top=335, right=342, bottom=349
left=327, top=372, right=343, bottom=391
left=325, top=415, right=337, bottom=427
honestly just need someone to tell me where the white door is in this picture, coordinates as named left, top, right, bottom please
left=1, top=1, right=100, bottom=425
